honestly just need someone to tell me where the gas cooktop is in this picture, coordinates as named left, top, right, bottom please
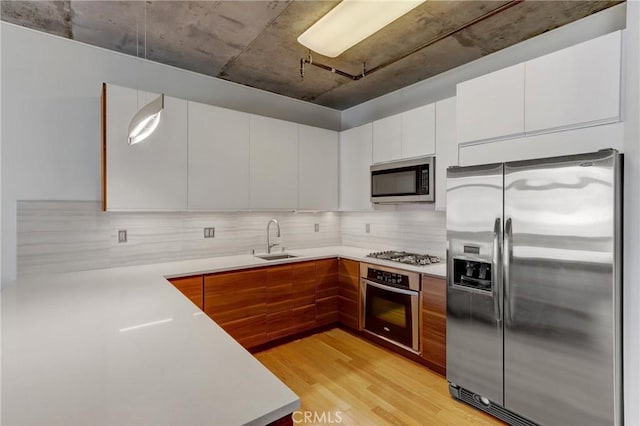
left=366, top=251, right=441, bottom=266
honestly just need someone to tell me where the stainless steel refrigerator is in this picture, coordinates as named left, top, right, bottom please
left=446, top=149, right=622, bottom=426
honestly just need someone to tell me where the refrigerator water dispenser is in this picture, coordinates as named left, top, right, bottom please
left=452, top=258, right=492, bottom=292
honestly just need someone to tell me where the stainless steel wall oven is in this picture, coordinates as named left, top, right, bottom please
left=360, top=263, right=420, bottom=353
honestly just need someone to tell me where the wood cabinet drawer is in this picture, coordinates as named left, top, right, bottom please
left=204, top=268, right=267, bottom=323
left=168, top=275, right=203, bottom=309
left=267, top=265, right=293, bottom=313
left=338, top=296, right=359, bottom=330
left=291, top=262, right=316, bottom=308
left=220, top=314, right=267, bottom=349
left=316, top=296, right=339, bottom=326
left=293, top=261, right=316, bottom=282
left=338, top=259, right=359, bottom=279
left=267, top=310, right=294, bottom=341
left=292, top=304, right=316, bottom=334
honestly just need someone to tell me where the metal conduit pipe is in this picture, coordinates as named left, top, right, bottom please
left=299, top=0, right=523, bottom=81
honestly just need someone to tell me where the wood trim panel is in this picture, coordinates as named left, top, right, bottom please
left=204, top=268, right=267, bottom=323
left=168, top=275, right=203, bottom=309
left=101, top=82, right=107, bottom=211
left=421, top=276, right=447, bottom=372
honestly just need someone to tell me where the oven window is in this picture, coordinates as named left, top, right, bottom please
left=371, top=297, right=407, bottom=328
left=372, top=170, right=416, bottom=196
left=364, top=282, right=415, bottom=349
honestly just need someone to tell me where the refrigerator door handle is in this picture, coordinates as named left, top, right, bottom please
left=503, top=217, right=513, bottom=325
left=492, top=217, right=502, bottom=322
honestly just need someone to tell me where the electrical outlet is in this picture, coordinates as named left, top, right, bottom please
left=365, top=224, right=371, bottom=233
left=118, top=230, right=127, bottom=243
left=314, top=223, right=320, bottom=232
left=204, top=227, right=215, bottom=238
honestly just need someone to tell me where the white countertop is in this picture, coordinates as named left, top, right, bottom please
left=0, top=246, right=445, bottom=425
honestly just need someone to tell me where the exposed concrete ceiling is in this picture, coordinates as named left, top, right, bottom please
left=1, top=0, right=622, bottom=110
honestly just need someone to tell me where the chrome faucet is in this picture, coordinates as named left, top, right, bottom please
left=266, top=219, right=281, bottom=254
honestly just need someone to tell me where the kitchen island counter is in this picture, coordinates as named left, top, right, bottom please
left=1, top=246, right=444, bottom=425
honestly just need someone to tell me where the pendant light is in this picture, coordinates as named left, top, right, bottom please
left=128, top=94, right=164, bottom=145
left=128, top=1, right=164, bottom=145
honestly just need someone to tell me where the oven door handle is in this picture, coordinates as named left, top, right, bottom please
left=362, top=279, right=418, bottom=296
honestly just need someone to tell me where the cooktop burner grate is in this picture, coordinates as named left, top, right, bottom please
left=366, top=250, right=441, bottom=266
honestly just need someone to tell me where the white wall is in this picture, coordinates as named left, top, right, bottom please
left=0, top=22, right=341, bottom=285
left=623, top=2, right=640, bottom=425
left=341, top=3, right=627, bottom=130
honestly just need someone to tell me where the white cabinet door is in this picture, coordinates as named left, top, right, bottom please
left=188, top=102, right=250, bottom=210
left=434, top=97, right=457, bottom=211
left=298, top=125, right=339, bottom=210
left=402, top=103, right=436, bottom=158
left=525, top=31, right=621, bottom=133
left=457, top=63, right=525, bottom=144
left=372, top=114, right=402, bottom=163
left=250, top=115, right=298, bottom=209
left=340, top=123, right=373, bottom=211
left=106, top=84, right=188, bottom=210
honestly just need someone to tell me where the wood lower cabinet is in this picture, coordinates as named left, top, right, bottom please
left=316, top=258, right=339, bottom=326
left=221, top=314, right=268, bottom=349
left=204, top=268, right=267, bottom=348
left=267, top=262, right=318, bottom=340
left=338, top=259, right=360, bottom=330
left=421, top=275, right=447, bottom=374
left=174, top=258, right=361, bottom=350
left=168, top=275, right=203, bottom=309
left=266, top=264, right=294, bottom=340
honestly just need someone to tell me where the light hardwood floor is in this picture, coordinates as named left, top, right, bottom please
left=255, top=328, right=504, bottom=426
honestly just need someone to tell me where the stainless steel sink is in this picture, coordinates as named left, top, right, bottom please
left=256, top=253, right=298, bottom=261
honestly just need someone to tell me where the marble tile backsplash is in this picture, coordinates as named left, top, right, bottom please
left=16, top=201, right=446, bottom=276
left=17, top=201, right=340, bottom=276
left=341, top=204, right=447, bottom=258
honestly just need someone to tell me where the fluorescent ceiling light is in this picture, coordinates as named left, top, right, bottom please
left=297, top=0, right=426, bottom=58
left=128, top=93, right=164, bottom=145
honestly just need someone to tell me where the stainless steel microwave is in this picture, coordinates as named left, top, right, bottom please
left=370, top=157, right=435, bottom=203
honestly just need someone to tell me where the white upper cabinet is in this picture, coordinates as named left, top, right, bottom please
left=250, top=115, right=298, bottom=209
left=298, top=125, right=339, bottom=210
left=340, top=123, right=373, bottom=211
left=106, top=84, right=188, bottom=210
left=188, top=102, right=250, bottom=210
left=372, top=114, right=402, bottom=163
left=525, top=31, right=622, bottom=133
left=434, top=97, right=457, bottom=211
left=402, top=103, right=436, bottom=158
left=372, top=103, right=436, bottom=163
left=457, top=63, right=526, bottom=144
